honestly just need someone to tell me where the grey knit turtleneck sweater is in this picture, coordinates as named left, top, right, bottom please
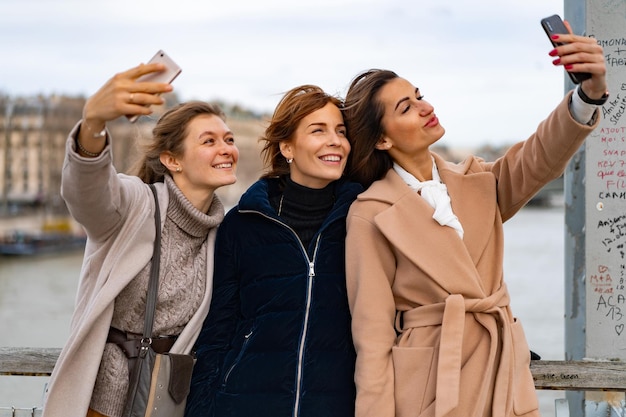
left=90, top=175, right=224, bottom=417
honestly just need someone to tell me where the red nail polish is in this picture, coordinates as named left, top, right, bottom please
left=552, top=58, right=561, bottom=66
left=551, top=34, right=560, bottom=40
left=564, top=64, right=573, bottom=70
left=549, top=49, right=558, bottom=57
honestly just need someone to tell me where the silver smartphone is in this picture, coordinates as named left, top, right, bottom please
left=127, top=49, right=182, bottom=122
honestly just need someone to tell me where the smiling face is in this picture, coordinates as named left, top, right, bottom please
left=165, top=113, right=239, bottom=207
left=279, top=102, right=350, bottom=189
left=376, top=77, right=445, bottom=162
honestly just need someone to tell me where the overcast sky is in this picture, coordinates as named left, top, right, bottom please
left=1, top=0, right=572, bottom=149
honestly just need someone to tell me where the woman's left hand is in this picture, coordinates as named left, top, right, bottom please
left=551, top=20, right=607, bottom=99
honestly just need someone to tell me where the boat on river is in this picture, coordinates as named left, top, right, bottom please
left=0, top=215, right=86, bottom=256
left=0, top=230, right=86, bottom=256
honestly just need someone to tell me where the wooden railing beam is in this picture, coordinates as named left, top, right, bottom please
left=0, top=347, right=60, bottom=376
left=1, top=348, right=626, bottom=392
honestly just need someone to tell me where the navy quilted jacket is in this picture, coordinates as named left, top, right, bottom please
left=186, top=177, right=362, bottom=417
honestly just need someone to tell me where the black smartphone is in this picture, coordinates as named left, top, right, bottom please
left=540, top=14, right=591, bottom=84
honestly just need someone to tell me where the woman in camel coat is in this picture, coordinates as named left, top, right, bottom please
left=342, top=26, right=607, bottom=417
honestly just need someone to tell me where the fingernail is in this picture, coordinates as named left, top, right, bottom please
left=551, top=35, right=560, bottom=40
left=552, top=58, right=561, bottom=66
left=564, top=64, right=574, bottom=70
left=549, top=49, right=558, bottom=57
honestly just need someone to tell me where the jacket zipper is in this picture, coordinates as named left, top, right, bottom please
left=239, top=209, right=321, bottom=417
left=293, top=234, right=321, bottom=417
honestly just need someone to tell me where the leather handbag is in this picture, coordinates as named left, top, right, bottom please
left=122, top=184, right=195, bottom=417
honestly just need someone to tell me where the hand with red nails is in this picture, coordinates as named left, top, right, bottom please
left=550, top=20, right=607, bottom=100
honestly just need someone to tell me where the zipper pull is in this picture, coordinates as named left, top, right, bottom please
left=309, top=261, right=315, bottom=277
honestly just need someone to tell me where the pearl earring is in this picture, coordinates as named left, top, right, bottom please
left=287, top=158, right=293, bottom=164
left=176, top=167, right=182, bottom=172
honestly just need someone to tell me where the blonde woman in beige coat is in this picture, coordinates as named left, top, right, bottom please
left=43, top=63, right=238, bottom=417
left=342, top=25, right=607, bottom=417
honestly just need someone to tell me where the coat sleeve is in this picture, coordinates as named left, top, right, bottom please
left=186, top=214, right=241, bottom=417
left=483, top=91, right=599, bottom=221
left=346, top=208, right=399, bottom=417
left=61, top=121, right=145, bottom=241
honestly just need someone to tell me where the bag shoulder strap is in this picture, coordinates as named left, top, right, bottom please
left=142, top=183, right=161, bottom=340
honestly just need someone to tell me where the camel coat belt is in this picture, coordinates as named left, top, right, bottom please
left=397, top=285, right=514, bottom=417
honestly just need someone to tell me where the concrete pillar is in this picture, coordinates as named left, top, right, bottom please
left=565, top=1, right=626, bottom=416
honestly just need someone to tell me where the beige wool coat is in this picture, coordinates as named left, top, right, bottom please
left=41, top=124, right=221, bottom=417
left=345, top=91, right=598, bottom=417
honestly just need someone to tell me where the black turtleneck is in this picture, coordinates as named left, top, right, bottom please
left=270, top=176, right=335, bottom=255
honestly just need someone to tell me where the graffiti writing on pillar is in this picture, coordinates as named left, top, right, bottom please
left=597, top=214, right=626, bottom=255
left=593, top=264, right=626, bottom=335
left=596, top=125, right=626, bottom=199
left=602, top=90, right=626, bottom=126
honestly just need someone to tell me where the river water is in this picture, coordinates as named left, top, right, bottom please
left=0, top=204, right=569, bottom=416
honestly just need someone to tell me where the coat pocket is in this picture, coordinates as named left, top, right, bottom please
left=221, top=328, right=254, bottom=389
left=392, top=346, right=435, bottom=417
left=511, top=318, right=539, bottom=416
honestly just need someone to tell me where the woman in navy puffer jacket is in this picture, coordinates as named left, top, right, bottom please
left=185, top=85, right=362, bottom=417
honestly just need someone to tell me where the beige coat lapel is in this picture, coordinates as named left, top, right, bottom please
left=435, top=153, right=497, bottom=265
left=361, top=158, right=498, bottom=295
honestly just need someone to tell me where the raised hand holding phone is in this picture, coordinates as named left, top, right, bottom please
left=127, top=50, right=182, bottom=122
left=541, top=14, right=592, bottom=84
left=77, top=51, right=181, bottom=157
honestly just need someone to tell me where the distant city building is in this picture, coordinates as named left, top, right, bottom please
left=0, top=93, right=266, bottom=215
left=0, top=95, right=84, bottom=214
left=0, top=94, right=559, bottom=216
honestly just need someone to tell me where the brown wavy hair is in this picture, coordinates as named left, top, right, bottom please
left=260, top=85, right=344, bottom=178
left=131, top=101, right=226, bottom=183
left=343, top=69, right=399, bottom=188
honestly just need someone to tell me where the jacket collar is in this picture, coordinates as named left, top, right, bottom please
left=238, top=176, right=363, bottom=228
left=355, top=153, right=496, bottom=296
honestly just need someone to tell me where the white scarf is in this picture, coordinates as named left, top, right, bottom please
left=393, top=159, right=464, bottom=239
